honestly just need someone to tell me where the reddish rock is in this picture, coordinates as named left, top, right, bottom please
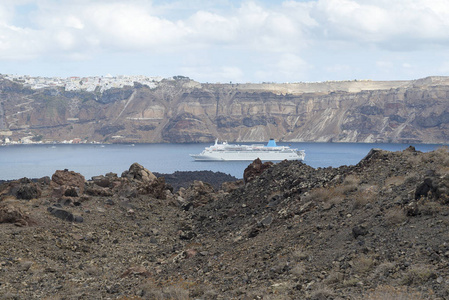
left=0, top=203, right=29, bottom=226
left=52, top=169, right=86, bottom=194
left=243, top=158, right=273, bottom=183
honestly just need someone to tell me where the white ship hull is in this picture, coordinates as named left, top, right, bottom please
left=190, top=139, right=305, bottom=161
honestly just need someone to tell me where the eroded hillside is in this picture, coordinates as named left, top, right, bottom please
left=2, top=76, right=449, bottom=143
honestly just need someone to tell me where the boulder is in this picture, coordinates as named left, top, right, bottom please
left=13, top=179, right=42, bottom=200
left=91, top=172, right=119, bottom=188
left=180, top=180, right=215, bottom=207
left=4, top=178, right=42, bottom=200
left=0, top=203, right=29, bottom=226
left=91, top=175, right=111, bottom=188
left=52, top=169, right=86, bottom=195
left=147, top=177, right=169, bottom=199
left=85, top=185, right=114, bottom=197
left=415, top=174, right=449, bottom=203
left=47, top=206, right=83, bottom=222
left=221, top=180, right=244, bottom=193
left=121, top=163, right=156, bottom=183
left=243, top=158, right=273, bottom=183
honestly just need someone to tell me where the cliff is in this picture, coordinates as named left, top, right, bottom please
left=2, top=76, right=449, bottom=143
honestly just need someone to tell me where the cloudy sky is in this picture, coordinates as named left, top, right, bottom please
left=1, top=0, right=449, bottom=83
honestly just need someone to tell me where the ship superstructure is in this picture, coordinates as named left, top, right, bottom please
left=190, top=139, right=305, bottom=161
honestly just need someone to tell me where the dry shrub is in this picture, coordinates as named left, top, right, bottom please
left=385, top=207, right=406, bottom=225
left=307, top=187, right=344, bottom=206
left=404, top=172, right=419, bottom=185
left=342, top=277, right=359, bottom=287
left=364, top=285, right=431, bottom=300
left=401, top=265, right=436, bottom=285
left=310, top=283, right=334, bottom=300
left=353, top=255, right=375, bottom=275
left=423, top=146, right=449, bottom=165
left=406, top=154, right=424, bottom=167
left=324, top=271, right=344, bottom=285
left=289, top=262, right=306, bottom=277
left=419, top=200, right=442, bottom=216
left=385, top=176, right=405, bottom=187
left=353, top=185, right=377, bottom=209
left=140, top=277, right=193, bottom=300
left=372, top=262, right=396, bottom=279
left=307, top=175, right=360, bottom=206
left=342, top=175, right=360, bottom=190
left=270, top=281, right=294, bottom=294
left=291, top=246, right=309, bottom=261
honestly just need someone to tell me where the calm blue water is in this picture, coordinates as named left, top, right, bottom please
left=0, top=142, right=444, bottom=180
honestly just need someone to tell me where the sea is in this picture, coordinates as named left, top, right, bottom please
left=0, top=142, right=445, bottom=181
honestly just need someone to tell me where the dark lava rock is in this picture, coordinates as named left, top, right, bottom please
left=243, top=158, right=273, bottom=183
left=352, top=225, right=368, bottom=239
left=153, top=170, right=238, bottom=191
left=47, top=206, right=83, bottom=223
left=4, top=178, right=42, bottom=200
left=15, top=182, right=42, bottom=200
left=64, top=187, right=80, bottom=197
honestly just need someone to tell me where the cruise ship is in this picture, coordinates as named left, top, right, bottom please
left=190, top=139, right=305, bottom=161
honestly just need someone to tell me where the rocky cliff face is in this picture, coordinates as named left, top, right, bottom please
left=2, top=76, right=449, bottom=143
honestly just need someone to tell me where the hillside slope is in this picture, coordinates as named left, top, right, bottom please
left=1, top=148, right=449, bottom=298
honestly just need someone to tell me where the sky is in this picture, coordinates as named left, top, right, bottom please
left=1, top=0, right=449, bottom=83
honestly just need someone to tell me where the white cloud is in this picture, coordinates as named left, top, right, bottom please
left=1, top=0, right=449, bottom=82
left=181, top=65, right=245, bottom=83
left=311, top=0, right=449, bottom=49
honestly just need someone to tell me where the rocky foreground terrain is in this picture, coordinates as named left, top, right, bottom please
left=3, top=75, right=449, bottom=144
left=2, top=147, right=449, bottom=299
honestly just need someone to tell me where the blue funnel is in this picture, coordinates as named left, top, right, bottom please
left=266, top=139, right=277, bottom=147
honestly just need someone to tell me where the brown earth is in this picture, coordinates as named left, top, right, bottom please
left=2, top=148, right=449, bottom=299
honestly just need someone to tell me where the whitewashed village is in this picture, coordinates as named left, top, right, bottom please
left=0, top=74, right=167, bottom=145
left=2, top=74, right=164, bottom=92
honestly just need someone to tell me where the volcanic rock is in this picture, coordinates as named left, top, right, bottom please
left=243, top=158, right=273, bottom=183
left=47, top=206, right=83, bottom=222
left=178, top=180, right=215, bottom=208
left=51, top=169, right=86, bottom=195
left=0, top=203, right=29, bottom=226
left=11, top=178, right=42, bottom=200
left=121, top=162, right=156, bottom=183
left=4, top=148, right=449, bottom=299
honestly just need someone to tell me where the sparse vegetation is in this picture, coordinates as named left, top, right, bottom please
left=364, top=285, right=432, bottom=300
left=385, top=206, right=406, bottom=225
left=401, top=265, right=436, bottom=285
left=353, top=254, right=375, bottom=275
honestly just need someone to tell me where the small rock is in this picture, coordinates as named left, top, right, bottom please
left=104, top=199, right=115, bottom=205
left=47, top=206, right=83, bottom=223
left=352, top=225, right=368, bottom=239
left=260, top=214, right=273, bottom=227
left=19, top=261, right=33, bottom=271
left=179, top=231, right=196, bottom=240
